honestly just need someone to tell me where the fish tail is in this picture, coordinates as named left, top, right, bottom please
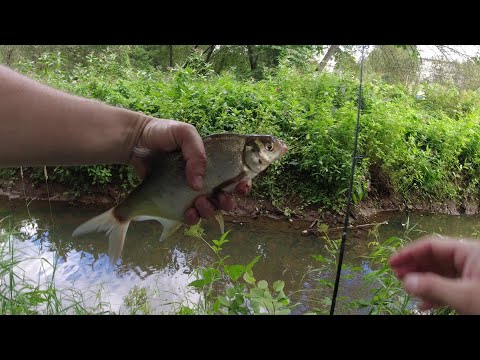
left=72, top=208, right=130, bottom=265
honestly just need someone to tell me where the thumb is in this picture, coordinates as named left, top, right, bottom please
left=404, top=273, right=477, bottom=314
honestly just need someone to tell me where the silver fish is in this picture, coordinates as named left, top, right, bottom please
left=72, top=133, right=288, bottom=264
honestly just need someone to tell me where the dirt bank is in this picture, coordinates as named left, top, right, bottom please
left=2, top=177, right=480, bottom=235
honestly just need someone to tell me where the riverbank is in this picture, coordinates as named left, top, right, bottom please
left=2, top=176, right=479, bottom=235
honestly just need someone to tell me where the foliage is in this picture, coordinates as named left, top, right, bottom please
left=182, top=224, right=294, bottom=315
left=2, top=47, right=480, bottom=212
left=365, top=45, right=421, bottom=89
left=295, top=222, right=360, bottom=315
left=351, top=218, right=456, bottom=315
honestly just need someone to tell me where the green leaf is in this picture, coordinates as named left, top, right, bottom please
left=264, top=301, right=275, bottom=313
left=273, top=280, right=284, bottom=292
left=246, top=255, right=261, bottom=271
left=234, top=295, right=245, bottom=306
left=276, top=290, right=287, bottom=301
left=224, top=264, right=245, bottom=281
left=257, top=280, right=268, bottom=290
left=279, top=298, right=290, bottom=306
left=275, top=308, right=291, bottom=315
left=218, top=229, right=231, bottom=244
left=201, top=268, right=220, bottom=283
left=226, top=287, right=236, bottom=297
left=218, top=296, right=230, bottom=307
left=212, top=299, right=221, bottom=313
left=243, top=270, right=256, bottom=285
left=249, top=287, right=266, bottom=297
left=312, top=254, right=327, bottom=263
left=188, top=279, right=207, bottom=288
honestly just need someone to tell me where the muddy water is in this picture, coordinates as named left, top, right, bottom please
left=1, top=196, right=478, bottom=314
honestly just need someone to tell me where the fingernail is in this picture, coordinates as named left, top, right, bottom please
left=192, top=176, right=203, bottom=191
left=404, top=274, right=419, bottom=293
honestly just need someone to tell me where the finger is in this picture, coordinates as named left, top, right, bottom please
left=194, top=196, right=216, bottom=220
left=216, top=192, right=235, bottom=212
left=169, top=122, right=206, bottom=191
left=392, top=264, right=422, bottom=279
left=142, top=120, right=206, bottom=191
left=130, top=157, right=148, bottom=180
left=403, top=273, right=478, bottom=314
left=389, top=237, right=467, bottom=268
left=235, top=180, right=252, bottom=196
left=184, top=208, right=200, bottom=225
left=418, top=300, right=440, bottom=311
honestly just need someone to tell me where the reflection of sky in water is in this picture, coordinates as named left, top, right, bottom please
left=6, top=217, right=201, bottom=314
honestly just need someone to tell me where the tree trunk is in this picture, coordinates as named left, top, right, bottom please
left=2, top=46, right=15, bottom=67
left=317, top=45, right=340, bottom=72
left=182, top=45, right=200, bottom=68
left=216, top=55, right=225, bottom=74
left=203, top=45, right=215, bottom=63
left=247, top=45, right=258, bottom=71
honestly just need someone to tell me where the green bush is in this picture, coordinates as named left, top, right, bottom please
left=4, top=49, right=480, bottom=211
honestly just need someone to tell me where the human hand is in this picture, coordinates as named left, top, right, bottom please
left=130, top=118, right=251, bottom=224
left=389, top=234, right=480, bottom=314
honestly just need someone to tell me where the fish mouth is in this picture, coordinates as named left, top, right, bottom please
left=279, top=141, right=288, bottom=155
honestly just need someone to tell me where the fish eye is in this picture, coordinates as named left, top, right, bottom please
left=266, top=143, right=274, bottom=152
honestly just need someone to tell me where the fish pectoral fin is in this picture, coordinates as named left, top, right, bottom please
left=158, top=218, right=183, bottom=242
left=215, top=212, right=225, bottom=234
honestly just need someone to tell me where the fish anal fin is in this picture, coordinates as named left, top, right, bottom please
left=133, top=215, right=182, bottom=242
left=159, top=218, right=183, bottom=242
left=133, top=215, right=163, bottom=222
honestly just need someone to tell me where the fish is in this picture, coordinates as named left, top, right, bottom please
left=72, top=133, right=288, bottom=264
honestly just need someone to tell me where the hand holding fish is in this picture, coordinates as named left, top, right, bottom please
left=0, top=65, right=246, bottom=225
left=0, top=65, right=288, bottom=265
left=390, top=234, right=480, bottom=314
left=129, top=118, right=245, bottom=225
left=73, top=133, right=288, bottom=263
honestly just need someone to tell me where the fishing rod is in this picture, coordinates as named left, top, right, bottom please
left=329, top=45, right=367, bottom=315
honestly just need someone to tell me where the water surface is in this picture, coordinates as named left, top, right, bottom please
left=1, top=196, right=478, bottom=314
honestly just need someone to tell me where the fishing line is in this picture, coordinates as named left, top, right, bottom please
left=43, top=166, right=55, bottom=228
left=329, top=45, right=367, bottom=315
left=20, top=166, right=32, bottom=219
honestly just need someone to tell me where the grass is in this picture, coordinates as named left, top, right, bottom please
left=0, top=216, right=114, bottom=314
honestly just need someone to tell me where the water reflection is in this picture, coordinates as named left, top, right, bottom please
left=3, top=196, right=479, bottom=314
